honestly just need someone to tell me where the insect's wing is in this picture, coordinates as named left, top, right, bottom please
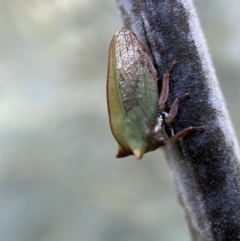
left=107, top=28, right=159, bottom=159
left=114, top=28, right=158, bottom=132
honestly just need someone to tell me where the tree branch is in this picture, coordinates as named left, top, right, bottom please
left=117, top=0, right=240, bottom=240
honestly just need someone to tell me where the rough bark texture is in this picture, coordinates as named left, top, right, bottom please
left=117, top=0, right=240, bottom=240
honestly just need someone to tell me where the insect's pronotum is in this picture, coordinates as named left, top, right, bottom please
left=106, top=27, right=205, bottom=159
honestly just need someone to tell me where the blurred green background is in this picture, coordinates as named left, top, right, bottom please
left=0, top=1, right=239, bottom=241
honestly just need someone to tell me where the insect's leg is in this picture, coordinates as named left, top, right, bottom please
left=158, top=60, right=177, bottom=112
left=171, top=126, right=206, bottom=140
left=165, top=93, right=190, bottom=126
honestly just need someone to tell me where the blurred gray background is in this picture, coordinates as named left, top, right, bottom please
left=0, top=1, right=239, bottom=241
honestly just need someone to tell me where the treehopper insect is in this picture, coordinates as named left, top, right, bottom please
left=106, top=27, right=205, bottom=159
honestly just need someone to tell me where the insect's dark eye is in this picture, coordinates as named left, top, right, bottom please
left=161, top=111, right=168, bottom=119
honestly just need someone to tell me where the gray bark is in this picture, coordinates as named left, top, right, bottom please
left=117, top=0, right=240, bottom=240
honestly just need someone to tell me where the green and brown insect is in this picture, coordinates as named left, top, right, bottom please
left=107, top=27, right=205, bottom=159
